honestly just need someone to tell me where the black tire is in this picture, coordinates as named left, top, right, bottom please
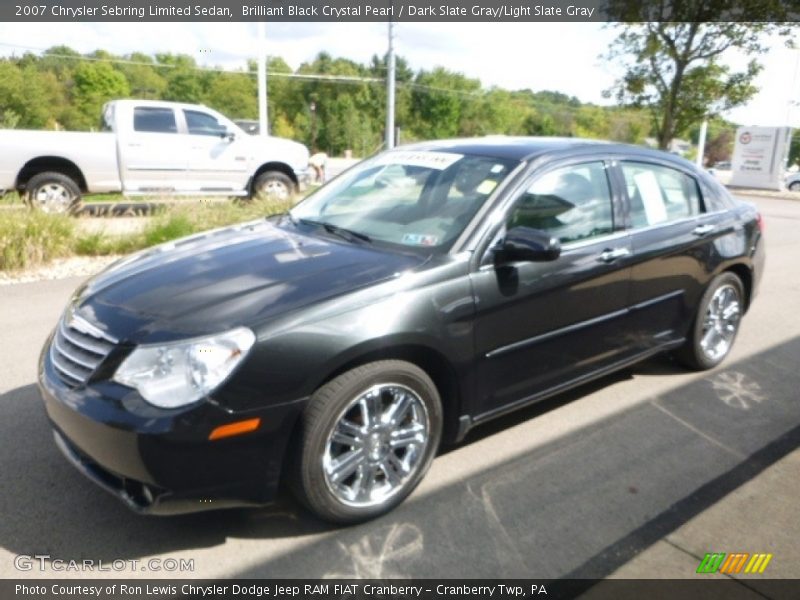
left=674, top=272, right=745, bottom=370
left=789, top=181, right=800, bottom=192
left=289, top=360, right=443, bottom=524
left=25, top=171, right=82, bottom=214
left=252, top=170, right=295, bottom=202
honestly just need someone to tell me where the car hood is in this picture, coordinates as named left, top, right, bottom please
left=72, top=220, right=425, bottom=343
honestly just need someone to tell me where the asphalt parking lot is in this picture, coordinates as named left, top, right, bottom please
left=0, top=194, right=798, bottom=589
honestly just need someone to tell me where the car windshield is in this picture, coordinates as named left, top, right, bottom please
left=290, top=150, right=518, bottom=251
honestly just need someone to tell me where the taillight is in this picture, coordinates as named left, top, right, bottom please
left=756, top=212, right=764, bottom=232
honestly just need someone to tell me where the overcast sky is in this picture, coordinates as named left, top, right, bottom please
left=0, top=22, right=797, bottom=128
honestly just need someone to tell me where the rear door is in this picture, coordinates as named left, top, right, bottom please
left=118, top=106, right=190, bottom=192
left=471, top=159, right=635, bottom=418
left=616, top=159, right=715, bottom=347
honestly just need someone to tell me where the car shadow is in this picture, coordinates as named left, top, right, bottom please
left=221, top=335, right=799, bottom=580
left=0, top=339, right=796, bottom=578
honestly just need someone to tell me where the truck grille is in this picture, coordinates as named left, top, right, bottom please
left=50, top=317, right=117, bottom=387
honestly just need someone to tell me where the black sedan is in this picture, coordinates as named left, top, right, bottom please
left=38, top=138, right=764, bottom=523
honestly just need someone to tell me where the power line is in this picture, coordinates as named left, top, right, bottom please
left=0, top=42, right=488, bottom=99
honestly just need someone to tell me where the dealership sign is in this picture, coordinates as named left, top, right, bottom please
left=729, top=126, right=792, bottom=190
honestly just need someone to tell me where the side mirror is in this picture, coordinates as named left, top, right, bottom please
left=494, top=226, right=561, bottom=264
left=222, top=130, right=236, bottom=142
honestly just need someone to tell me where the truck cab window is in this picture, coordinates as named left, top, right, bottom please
left=133, top=107, right=177, bottom=134
left=184, top=110, right=227, bottom=136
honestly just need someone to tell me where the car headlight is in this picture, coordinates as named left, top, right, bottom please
left=113, top=327, right=256, bottom=408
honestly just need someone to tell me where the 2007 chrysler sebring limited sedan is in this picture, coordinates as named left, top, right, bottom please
left=39, top=138, right=764, bottom=523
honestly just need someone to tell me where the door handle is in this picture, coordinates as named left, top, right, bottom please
left=598, top=247, right=631, bottom=263
left=693, top=224, right=716, bottom=236
left=127, top=143, right=142, bottom=147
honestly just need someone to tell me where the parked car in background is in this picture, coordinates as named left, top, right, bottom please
left=0, top=100, right=311, bottom=213
left=39, top=137, right=764, bottom=523
left=234, top=119, right=261, bottom=135
left=786, top=172, right=800, bottom=192
left=708, top=160, right=732, bottom=186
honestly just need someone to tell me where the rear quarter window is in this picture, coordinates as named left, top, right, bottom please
left=699, top=174, right=736, bottom=211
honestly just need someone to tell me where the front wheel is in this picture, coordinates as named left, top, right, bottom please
left=289, top=360, right=442, bottom=524
left=675, top=272, right=744, bottom=370
left=252, top=170, right=295, bottom=202
left=25, top=171, right=82, bottom=214
left=789, top=181, right=800, bottom=192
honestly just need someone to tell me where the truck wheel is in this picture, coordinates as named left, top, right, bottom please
left=289, top=360, right=442, bottom=524
left=253, top=171, right=295, bottom=202
left=25, top=172, right=82, bottom=214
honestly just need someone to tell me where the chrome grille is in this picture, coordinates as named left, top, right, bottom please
left=50, top=316, right=117, bottom=387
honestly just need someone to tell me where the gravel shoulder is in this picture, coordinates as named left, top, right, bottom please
left=0, top=255, right=120, bottom=286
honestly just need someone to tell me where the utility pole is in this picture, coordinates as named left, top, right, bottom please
left=257, top=21, right=268, bottom=136
left=696, top=119, right=707, bottom=168
left=385, top=19, right=396, bottom=149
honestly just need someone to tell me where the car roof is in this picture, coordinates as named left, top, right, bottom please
left=400, top=136, right=697, bottom=168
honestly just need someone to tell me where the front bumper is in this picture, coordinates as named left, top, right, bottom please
left=38, top=334, right=306, bottom=515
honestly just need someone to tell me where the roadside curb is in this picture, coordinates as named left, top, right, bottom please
left=726, top=187, right=800, bottom=201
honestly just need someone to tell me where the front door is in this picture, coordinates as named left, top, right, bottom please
left=471, top=160, right=635, bottom=419
left=181, top=108, right=251, bottom=193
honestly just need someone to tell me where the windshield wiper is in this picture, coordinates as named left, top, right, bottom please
left=296, top=218, right=372, bottom=244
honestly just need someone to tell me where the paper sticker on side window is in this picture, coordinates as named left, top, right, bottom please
left=633, top=170, right=668, bottom=224
left=375, top=151, right=463, bottom=170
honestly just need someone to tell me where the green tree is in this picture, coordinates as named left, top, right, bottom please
left=157, top=54, right=205, bottom=103
left=410, top=67, right=481, bottom=139
left=205, top=72, right=256, bottom=119
left=118, top=53, right=167, bottom=99
left=605, top=3, right=796, bottom=149
left=71, top=61, right=130, bottom=129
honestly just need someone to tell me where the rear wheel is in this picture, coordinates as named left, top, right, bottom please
left=289, top=360, right=442, bottom=524
left=789, top=180, right=800, bottom=192
left=252, top=170, right=295, bottom=202
left=25, top=172, right=82, bottom=214
left=675, top=272, right=744, bottom=370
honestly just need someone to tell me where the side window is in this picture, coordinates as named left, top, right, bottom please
left=506, top=161, right=614, bottom=244
left=621, top=162, right=701, bottom=228
left=184, top=110, right=227, bottom=136
left=133, top=107, right=177, bottom=134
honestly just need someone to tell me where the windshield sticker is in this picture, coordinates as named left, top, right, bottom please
left=490, top=164, right=505, bottom=173
left=476, top=180, right=498, bottom=195
left=375, top=151, right=463, bottom=170
left=402, top=233, right=440, bottom=246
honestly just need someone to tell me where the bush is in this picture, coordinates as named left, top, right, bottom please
left=1, top=197, right=295, bottom=272
left=0, top=209, right=74, bottom=270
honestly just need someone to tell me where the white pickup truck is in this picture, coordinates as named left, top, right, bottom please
left=0, top=99, right=311, bottom=213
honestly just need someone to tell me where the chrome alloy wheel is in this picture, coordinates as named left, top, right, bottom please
left=33, top=183, right=74, bottom=213
left=700, top=284, right=741, bottom=362
left=322, top=383, right=430, bottom=508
